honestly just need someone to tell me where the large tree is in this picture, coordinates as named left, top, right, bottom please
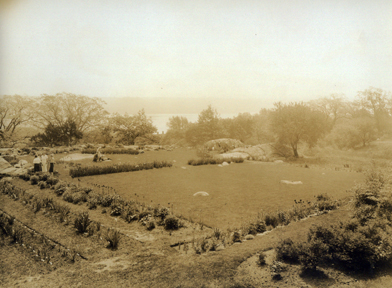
left=197, top=105, right=221, bottom=142
left=0, top=95, right=37, bottom=139
left=270, top=102, right=328, bottom=157
left=35, top=93, right=108, bottom=132
left=309, top=93, right=348, bottom=128
left=111, top=109, right=157, bottom=145
left=355, top=87, right=392, bottom=133
left=31, top=120, right=83, bottom=146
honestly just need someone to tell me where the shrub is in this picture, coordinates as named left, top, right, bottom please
left=54, top=182, right=68, bottom=196
left=264, top=214, right=279, bottom=228
left=121, top=205, right=139, bottom=222
left=314, top=194, right=338, bottom=212
left=62, top=189, right=74, bottom=203
left=74, top=212, right=91, bottom=234
left=110, top=202, right=123, bottom=216
left=87, top=197, right=98, bottom=210
left=276, top=238, right=300, bottom=263
left=105, top=228, right=120, bottom=249
left=258, top=252, right=267, bottom=266
left=138, top=211, right=151, bottom=221
left=20, top=173, right=30, bottom=181
left=153, top=206, right=170, bottom=222
left=46, top=176, right=59, bottom=186
left=101, top=194, right=116, bottom=207
left=39, top=173, right=50, bottom=182
left=145, top=218, right=156, bottom=230
left=231, top=231, right=242, bottom=243
left=71, top=191, right=88, bottom=204
left=30, top=175, right=39, bottom=185
left=37, top=181, right=49, bottom=189
left=164, top=216, right=180, bottom=230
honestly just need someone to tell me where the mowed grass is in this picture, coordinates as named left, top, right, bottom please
left=73, top=153, right=363, bottom=230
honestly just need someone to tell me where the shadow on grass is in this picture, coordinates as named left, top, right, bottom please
left=300, top=268, right=336, bottom=287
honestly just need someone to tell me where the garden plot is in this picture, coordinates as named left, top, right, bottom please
left=78, top=161, right=363, bottom=230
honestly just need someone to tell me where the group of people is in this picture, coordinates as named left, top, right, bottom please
left=33, top=153, right=55, bottom=174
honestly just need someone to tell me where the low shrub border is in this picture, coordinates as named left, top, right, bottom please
left=69, top=160, right=173, bottom=177
left=81, top=148, right=139, bottom=155
left=188, top=157, right=244, bottom=166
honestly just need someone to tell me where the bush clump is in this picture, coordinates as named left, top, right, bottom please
left=164, top=216, right=180, bottom=230
left=105, top=228, right=120, bottom=249
left=30, top=175, right=39, bottom=185
left=74, top=212, right=91, bottom=234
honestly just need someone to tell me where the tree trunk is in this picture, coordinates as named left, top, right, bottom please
left=291, top=142, right=299, bottom=158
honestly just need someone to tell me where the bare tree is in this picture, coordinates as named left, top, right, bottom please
left=35, top=93, right=108, bottom=132
left=309, top=93, right=348, bottom=128
left=355, top=87, right=392, bottom=133
left=0, top=95, right=37, bottom=139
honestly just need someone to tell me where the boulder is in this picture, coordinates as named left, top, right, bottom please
left=218, top=152, right=249, bottom=160
left=0, top=167, right=17, bottom=175
left=193, top=191, right=209, bottom=196
left=0, top=157, right=11, bottom=170
left=0, top=177, right=13, bottom=183
left=222, top=162, right=229, bottom=166
left=215, top=245, right=225, bottom=251
left=204, top=138, right=244, bottom=152
left=280, top=180, right=303, bottom=185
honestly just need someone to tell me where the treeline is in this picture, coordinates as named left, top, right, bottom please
left=0, top=93, right=157, bottom=147
left=1, top=87, right=392, bottom=158
left=161, top=87, right=392, bottom=157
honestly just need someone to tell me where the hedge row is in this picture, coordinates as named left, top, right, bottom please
left=81, top=148, right=139, bottom=155
left=69, top=161, right=173, bottom=177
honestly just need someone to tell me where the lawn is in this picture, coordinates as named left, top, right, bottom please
left=66, top=150, right=363, bottom=230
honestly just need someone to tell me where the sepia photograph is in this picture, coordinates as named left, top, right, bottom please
left=1, top=0, right=392, bottom=287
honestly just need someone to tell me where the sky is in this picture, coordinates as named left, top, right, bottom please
left=1, top=0, right=391, bottom=104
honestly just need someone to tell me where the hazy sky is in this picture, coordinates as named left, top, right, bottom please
left=1, top=0, right=391, bottom=103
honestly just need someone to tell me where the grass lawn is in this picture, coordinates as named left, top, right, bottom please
left=73, top=159, right=363, bottom=230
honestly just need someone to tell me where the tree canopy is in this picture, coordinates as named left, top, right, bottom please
left=110, top=109, right=157, bottom=145
left=0, top=95, right=37, bottom=139
left=35, top=93, right=108, bottom=132
left=270, top=102, right=328, bottom=157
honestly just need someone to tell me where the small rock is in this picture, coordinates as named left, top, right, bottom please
left=215, top=245, right=225, bottom=251
left=244, top=234, right=255, bottom=240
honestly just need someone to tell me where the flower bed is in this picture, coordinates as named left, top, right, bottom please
left=69, top=161, right=172, bottom=177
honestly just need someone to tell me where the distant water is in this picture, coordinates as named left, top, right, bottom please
left=149, top=113, right=240, bottom=134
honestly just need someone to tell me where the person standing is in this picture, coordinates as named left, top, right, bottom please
left=33, top=155, right=41, bottom=172
left=49, top=154, right=55, bottom=175
left=41, top=153, right=48, bottom=173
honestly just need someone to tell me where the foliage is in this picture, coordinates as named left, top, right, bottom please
left=74, top=212, right=91, bottom=234
left=0, top=95, right=37, bottom=140
left=270, top=102, right=328, bottom=157
left=110, top=109, right=157, bottom=145
left=187, top=157, right=244, bottom=166
left=105, top=228, right=120, bottom=249
left=275, top=168, right=392, bottom=274
left=31, top=119, right=83, bottom=146
left=82, top=148, right=139, bottom=155
left=355, top=87, right=392, bottom=134
left=35, top=93, right=108, bottom=132
left=164, top=216, right=180, bottom=230
left=329, top=117, right=377, bottom=149
left=30, top=175, right=39, bottom=185
left=69, top=161, right=172, bottom=177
